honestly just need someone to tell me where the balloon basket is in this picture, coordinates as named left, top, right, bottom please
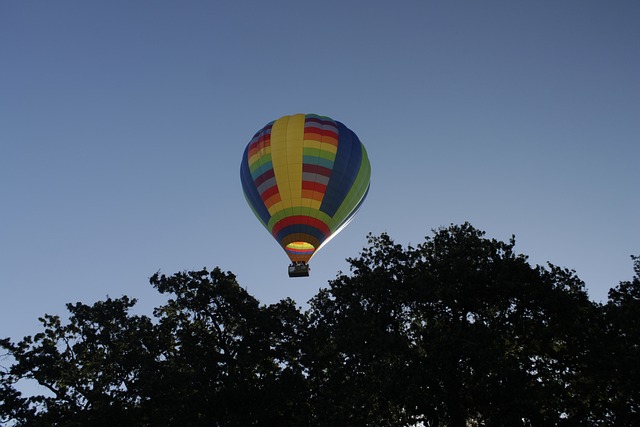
left=288, top=262, right=310, bottom=278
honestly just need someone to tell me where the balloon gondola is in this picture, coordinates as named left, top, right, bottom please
left=240, top=113, right=371, bottom=277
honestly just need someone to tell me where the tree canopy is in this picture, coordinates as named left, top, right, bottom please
left=2, top=224, right=638, bottom=426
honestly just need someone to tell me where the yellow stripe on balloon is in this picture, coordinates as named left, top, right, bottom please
left=287, top=114, right=304, bottom=208
left=270, top=114, right=305, bottom=212
left=303, top=139, right=338, bottom=154
left=267, top=116, right=287, bottom=215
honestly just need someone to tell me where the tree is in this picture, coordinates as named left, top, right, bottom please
left=1, top=225, right=635, bottom=426
left=0, top=296, right=157, bottom=427
left=146, top=268, right=309, bottom=426
left=1, top=268, right=309, bottom=427
left=594, top=255, right=640, bottom=425
left=305, top=223, right=598, bottom=426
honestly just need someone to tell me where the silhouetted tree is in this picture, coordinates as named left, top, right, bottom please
left=146, top=268, right=309, bottom=426
left=305, top=223, right=598, bottom=426
left=0, top=296, right=157, bottom=426
left=1, top=225, right=636, bottom=426
left=596, top=256, right=640, bottom=425
left=1, top=268, right=308, bottom=427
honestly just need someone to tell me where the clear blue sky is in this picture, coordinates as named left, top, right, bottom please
left=2, top=1, right=638, bottom=342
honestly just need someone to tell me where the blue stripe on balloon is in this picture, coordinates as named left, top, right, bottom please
left=319, top=121, right=363, bottom=217
left=303, top=155, right=333, bottom=169
left=240, top=146, right=271, bottom=226
left=276, top=224, right=326, bottom=246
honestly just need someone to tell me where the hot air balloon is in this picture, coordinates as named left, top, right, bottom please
left=240, top=113, right=371, bottom=277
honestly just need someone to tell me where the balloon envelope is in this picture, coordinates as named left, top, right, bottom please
left=240, top=113, right=371, bottom=264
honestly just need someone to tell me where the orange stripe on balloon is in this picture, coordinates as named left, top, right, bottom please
left=304, top=131, right=338, bottom=146
left=302, top=189, right=324, bottom=201
left=264, top=193, right=281, bottom=209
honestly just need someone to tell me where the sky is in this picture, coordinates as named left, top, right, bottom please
left=2, top=1, right=639, bottom=343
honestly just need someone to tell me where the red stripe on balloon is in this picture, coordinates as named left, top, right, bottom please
left=271, top=216, right=330, bottom=238
left=305, top=127, right=338, bottom=138
left=303, top=164, right=332, bottom=177
left=302, top=181, right=327, bottom=194
left=248, top=133, right=271, bottom=158
left=305, top=117, right=337, bottom=128
left=254, top=169, right=275, bottom=186
left=261, top=185, right=279, bottom=202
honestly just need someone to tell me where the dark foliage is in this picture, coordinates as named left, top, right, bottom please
left=1, top=224, right=638, bottom=426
